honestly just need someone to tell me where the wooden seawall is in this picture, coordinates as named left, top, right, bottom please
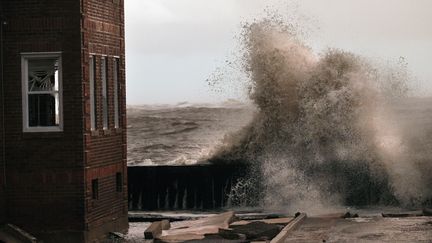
left=128, top=164, right=247, bottom=211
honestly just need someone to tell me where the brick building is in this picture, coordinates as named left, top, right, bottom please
left=0, top=0, right=128, bottom=242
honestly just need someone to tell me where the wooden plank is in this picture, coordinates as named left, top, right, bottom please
left=236, top=213, right=285, bottom=220
left=230, top=217, right=293, bottom=226
left=157, top=211, right=235, bottom=242
left=144, top=219, right=170, bottom=239
left=169, top=211, right=234, bottom=230
left=144, top=221, right=163, bottom=239
left=270, top=213, right=307, bottom=243
left=161, top=220, right=171, bottom=230
left=157, top=233, right=205, bottom=242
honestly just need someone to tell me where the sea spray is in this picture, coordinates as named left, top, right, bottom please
left=210, top=16, right=432, bottom=209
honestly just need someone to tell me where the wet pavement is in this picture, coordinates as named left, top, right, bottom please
left=285, top=216, right=432, bottom=242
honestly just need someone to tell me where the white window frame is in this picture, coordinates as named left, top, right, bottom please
left=21, top=52, right=63, bottom=132
left=113, top=57, right=120, bottom=129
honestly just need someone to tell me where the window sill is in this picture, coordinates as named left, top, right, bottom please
left=90, top=128, right=122, bottom=137
left=22, top=131, right=64, bottom=139
left=91, top=130, right=100, bottom=137
left=23, top=126, right=63, bottom=133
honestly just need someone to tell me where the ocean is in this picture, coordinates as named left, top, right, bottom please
left=127, top=103, right=254, bottom=166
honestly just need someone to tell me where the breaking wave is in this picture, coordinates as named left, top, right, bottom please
left=209, top=17, right=432, bottom=210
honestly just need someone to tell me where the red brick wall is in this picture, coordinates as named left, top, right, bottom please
left=81, top=0, right=128, bottom=235
left=2, top=0, right=86, bottom=234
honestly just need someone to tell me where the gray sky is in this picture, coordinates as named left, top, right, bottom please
left=125, top=0, right=432, bottom=104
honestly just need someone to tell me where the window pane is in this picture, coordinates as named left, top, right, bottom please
left=28, top=58, right=59, bottom=92
left=28, top=93, right=58, bottom=127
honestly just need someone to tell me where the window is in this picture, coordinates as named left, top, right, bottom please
left=89, top=56, right=96, bottom=130
left=113, top=58, right=120, bottom=128
left=92, top=179, right=99, bottom=199
left=21, top=52, right=62, bottom=132
left=116, top=172, right=122, bottom=192
left=101, top=57, right=108, bottom=129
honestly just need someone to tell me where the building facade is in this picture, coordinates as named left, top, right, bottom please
left=0, top=0, right=128, bottom=242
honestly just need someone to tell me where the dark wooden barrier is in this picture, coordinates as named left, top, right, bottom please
left=128, top=164, right=247, bottom=211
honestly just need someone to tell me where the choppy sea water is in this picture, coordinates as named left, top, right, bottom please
left=127, top=103, right=254, bottom=166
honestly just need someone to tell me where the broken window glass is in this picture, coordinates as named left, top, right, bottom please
left=24, top=56, right=61, bottom=128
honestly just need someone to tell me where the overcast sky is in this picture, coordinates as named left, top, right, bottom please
left=125, top=0, right=432, bottom=104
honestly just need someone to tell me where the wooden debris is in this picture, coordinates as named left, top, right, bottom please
left=170, top=211, right=234, bottom=230
left=161, top=220, right=171, bottom=230
left=157, top=233, right=205, bottom=242
left=144, top=219, right=170, bottom=239
left=237, top=213, right=283, bottom=221
left=218, top=228, right=247, bottom=240
left=230, top=217, right=293, bottom=226
left=129, top=211, right=215, bottom=222
left=270, top=213, right=307, bottom=243
left=156, top=211, right=235, bottom=242
left=143, top=211, right=301, bottom=242
left=228, top=221, right=282, bottom=241
left=342, top=212, right=359, bottom=218
left=109, top=231, right=126, bottom=240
